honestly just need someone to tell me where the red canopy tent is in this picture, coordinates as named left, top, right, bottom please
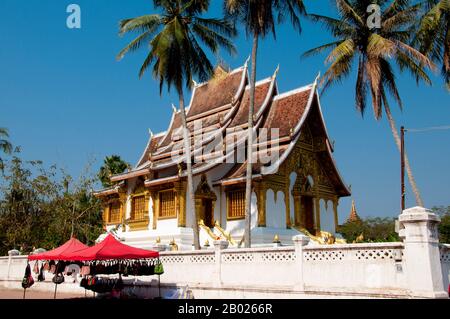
left=28, top=237, right=89, bottom=261
left=61, top=234, right=159, bottom=261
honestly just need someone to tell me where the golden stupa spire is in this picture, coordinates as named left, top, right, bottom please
left=210, top=65, right=229, bottom=86
left=348, top=199, right=362, bottom=223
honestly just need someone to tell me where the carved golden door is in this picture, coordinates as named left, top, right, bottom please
left=201, top=198, right=214, bottom=228
left=195, top=175, right=217, bottom=228
left=301, top=196, right=315, bottom=233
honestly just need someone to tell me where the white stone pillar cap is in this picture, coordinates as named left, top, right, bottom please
left=8, top=249, right=20, bottom=256
left=292, top=235, right=310, bottom=246
left=213, top=240, right=229, bottom=250
left=399, top=206, right=440, bottom=223
left=152, top=243, right=168, bottom=252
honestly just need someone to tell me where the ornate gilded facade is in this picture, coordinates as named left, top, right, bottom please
left=94, top=61, right=350, bottom=250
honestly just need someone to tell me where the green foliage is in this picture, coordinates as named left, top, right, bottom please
left=225, top=0, right=307, bottom=38
left=432, top=206, right=450, bottom=243
left=117, top=0, right=237, bottom=96
left=338, top=217, right=400, bottom=243
left=414, top=0, right=450, bottom=89
left=0, top=128, right=13, bottom=172
left=303, top=0, right=434, bottom=119
left=0, top=149, right=103, bottom=255
left=98, top=155, right=129, bottom=188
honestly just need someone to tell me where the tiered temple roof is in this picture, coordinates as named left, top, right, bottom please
left=99, top=61, right=350, bottom=197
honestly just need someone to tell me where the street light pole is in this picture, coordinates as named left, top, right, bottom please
left=401, top=126, right=405, bottom=212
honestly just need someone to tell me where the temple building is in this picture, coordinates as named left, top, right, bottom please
left=94, top=61, right=351, bottom=250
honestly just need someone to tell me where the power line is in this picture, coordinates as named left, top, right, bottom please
left=405, top=125, right=450, bottom=133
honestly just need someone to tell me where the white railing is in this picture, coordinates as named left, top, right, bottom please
left=0, top=207, right=448, bottom=299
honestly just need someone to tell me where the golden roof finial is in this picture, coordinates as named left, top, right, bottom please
left=210, top=65, right=229, bottom=86
left=314, top=71, right=321, bottom=85
left=273, top=64, right=280, bottom=79
left=172, top=104, right=177, bottom=113
left=244, top=56, right=250, bottom=68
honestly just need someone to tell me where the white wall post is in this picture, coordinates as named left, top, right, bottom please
left=213, top=240, right=228, bottom=288
left=7, top=250, right=19, bottom=281
left=292, top=235, right=309, bottom=291
left=399, top=206, right=448, bottom=298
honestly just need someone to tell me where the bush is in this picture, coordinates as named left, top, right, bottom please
left=338, top=217, right=399, bottom=243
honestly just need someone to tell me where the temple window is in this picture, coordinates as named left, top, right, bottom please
left=131, top=195, right=146, bottom=221
left=159, top=190, right=176, bottom=219
left=109, top=201, right=121, bottom=224
left=227, top=189, right=245, bottom=220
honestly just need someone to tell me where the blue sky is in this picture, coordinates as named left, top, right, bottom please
left=1, top=0, right=449, bottom=219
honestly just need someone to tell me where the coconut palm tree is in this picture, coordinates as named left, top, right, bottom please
left=415, top=0, right=450, bottom=89
left=0, top=128, right=12, bottom=172
left=303, top=0, right=435, bottom=207
left=98, top=155, right=129, bottom=188
left=117, top=0, right=236, bottom=249
left=225, top=0, right=306, bottom=248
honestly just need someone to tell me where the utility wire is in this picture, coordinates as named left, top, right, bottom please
left=405, top=125, right=450, bottom=133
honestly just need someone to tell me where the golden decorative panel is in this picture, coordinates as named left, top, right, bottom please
left=109, top=201, right=121, bottom=224
left=159, top=190, right=176, bottom=219
left=227, top=189, right=245, bottom=220
left=131, top=195, right=146, bottom=221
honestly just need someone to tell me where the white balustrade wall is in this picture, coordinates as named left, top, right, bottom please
left=441, top=244, right=450, bottom=290
left=0, top=207, right=448, bottom=299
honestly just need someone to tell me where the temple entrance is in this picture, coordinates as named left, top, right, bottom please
left=301, top=196, right=315, bottom=233
left=195, top=175, right=217, bottom=228
left=202, top=198, right=214, bottom=228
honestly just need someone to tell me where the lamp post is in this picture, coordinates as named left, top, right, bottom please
left=401, top=126, right=405, bottom=212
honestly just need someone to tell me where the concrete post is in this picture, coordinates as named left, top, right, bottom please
left=398, top=206, right=448, bottom=298
left=7, top=250, right=20, bottom=281
left=292, top=235, right=310, bottom=291
left=213, top=240, right=228, bottom=288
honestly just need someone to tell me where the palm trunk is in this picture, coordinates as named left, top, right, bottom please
left=178, top=89, right=200, bottom=250
left=384, top=105, right=425, bottom=208
left=244, top=34, right=259, bottom=248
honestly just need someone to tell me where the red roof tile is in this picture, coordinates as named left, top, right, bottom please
left=187, top=69, right=245, bottom=118
left=229, top=81, right=272, bottom=128
left=263, top=88, right=312, bottom=139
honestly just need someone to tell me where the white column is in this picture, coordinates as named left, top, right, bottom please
left=213, top=240, right=228, bottom=288
left=399, top=206, right=448, bottom=298
left=7, top=249, right=20, bottom=280
left=292, top=235, right=310, bottom=291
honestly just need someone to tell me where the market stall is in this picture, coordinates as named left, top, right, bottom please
left=23, top=237, right=89, bottom=299
left=65, top=234, right=162, bottom=298
left=28, top=237, right=88, bottom=261
left=62, top=234, right=159, bottom=260
left=23, top=234, right=162, bottom=299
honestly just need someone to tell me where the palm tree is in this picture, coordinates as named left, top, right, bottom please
left=225, top=0, right=306, bottom=248
left=415, top=0, right=450, bottom=89
left=117, top=0, right=236, bottom=249
left=303, top=0, right=435, bottom=207
left=0, top=128, right=12, bottom=172
left=98, top=155, right=129, bottom=188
